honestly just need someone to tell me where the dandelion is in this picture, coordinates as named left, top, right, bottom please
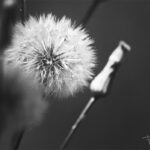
left=4, top=14, right=96, bottom=97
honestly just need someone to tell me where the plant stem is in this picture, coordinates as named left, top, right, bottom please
left=80, top=0, right=107, bottom=26
left=10, top=128, right=26, bottom=150
left=59, top=97, right=96, bottom=150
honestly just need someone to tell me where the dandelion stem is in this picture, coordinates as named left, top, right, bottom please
left=11, top=128, right=26, bottom=150
left=0, top=0, right=18, bottom=52
left=18, top=0, right=26, bottom=24
left=59, top=97, right=96, bottom=150
left=80, top=0, right=108, bottom=26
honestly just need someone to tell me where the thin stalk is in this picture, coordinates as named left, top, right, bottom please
left=10, top=129, right=26, bottom=150
left=80, top=0, right=107, bottom=27
left=0, top=0, right=18, bottom=52
left=59, top=97, right=96, bottom=150
left=18, top=0, right=26, bottom=24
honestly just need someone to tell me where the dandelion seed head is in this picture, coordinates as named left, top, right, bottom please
left=4, top=14, right=96, bottom=97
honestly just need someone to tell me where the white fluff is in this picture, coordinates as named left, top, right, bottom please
left=4, top=14, right=96, bottom=97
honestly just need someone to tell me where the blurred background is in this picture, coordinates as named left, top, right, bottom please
left=2, top=0, right=150, bottom=149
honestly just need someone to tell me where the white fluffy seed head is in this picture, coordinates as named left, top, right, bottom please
left=4, top=14, right=96, bottom=97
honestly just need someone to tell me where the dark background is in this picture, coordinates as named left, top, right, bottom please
left=5, top=0, right=150, bottom=149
